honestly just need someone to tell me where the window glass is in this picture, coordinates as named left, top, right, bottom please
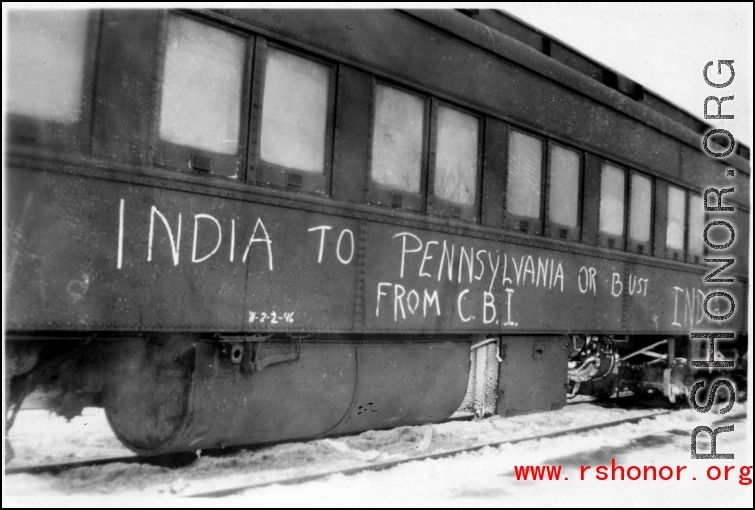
left=260, top=47, right=330, bottom=173
left=371, top=85, right=425, bottom=193
left=599, top=163, right=626, bottom=237
left=434, top=106, right=478, bottom=206
left=159, top=15, right=245, bottom=155
left=507, top=131, right=543, bottom=219
left=687, top=193, right=704, bottom=256
left=548, top=145, right=580, bottom=227
left=667, top=185, right=687, bottom=251
left=629, top=173, right=652, bottom=243
left=7, top=10, right=89, bottom=123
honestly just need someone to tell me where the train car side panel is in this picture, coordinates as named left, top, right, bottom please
left=5, top=166, right=360, bottom=332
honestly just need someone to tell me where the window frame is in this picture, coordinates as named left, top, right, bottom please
left=249, top=37, right=337, bottom=195
left=597, top=159, right=628, bottom=251
left=503, top=127, right=547, bottom=236
left=151, top=12, right=253, bottom=180
left=664, top=184, right=688, bottom=262
left=544, top=140, right=583, bottom=242
left=427, top=99, right=483, bottom=222
left=626, top=169, right=654, bottom=256
left=366, top=79, right=430, bottom=212
left=5, top=9, right=100, bottom=153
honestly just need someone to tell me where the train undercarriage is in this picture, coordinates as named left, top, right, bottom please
left=6, top=333, right=747, bottom=459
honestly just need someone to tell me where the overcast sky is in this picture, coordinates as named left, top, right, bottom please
left=499, top=2, right=753, bottom=148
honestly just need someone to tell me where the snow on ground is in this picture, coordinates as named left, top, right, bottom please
left=6, top=408, right=132, bottom=466
left=3, top=401, right=751, bottom=507
left=222, top=412, right=752, bottom=508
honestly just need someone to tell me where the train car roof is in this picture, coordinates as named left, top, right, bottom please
left=414, top=8, right=750, bottom=173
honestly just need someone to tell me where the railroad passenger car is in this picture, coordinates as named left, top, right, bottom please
left=5, top=8, right=750, bottom=456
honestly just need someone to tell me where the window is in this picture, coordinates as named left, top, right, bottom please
left=6, top=10, right=96, bottom=148
left=599, top=162, right=626, bottom=249
left=506, top=130, right=544, bottom=234
left=7, top=10, right=89, bottom=122
left=628, top=173, right=653, bottom=254
left=368, top=83, right=427, bottom=211
left=546, top=143, right=581, bottom=240
left=687, top=193, right=704, bottom=263
left=666, top=185, right=687, bottom=260
left=368, top=84, right=482, bottom=218
left=429, top=104, right=481, bottom=221
left=260, top=48, right=331, bottom=173
left=254, top=41, right=335, bottom=194
left=160, top=16, right=245, bottom=155
left=156, top=14, right=248, bottom=178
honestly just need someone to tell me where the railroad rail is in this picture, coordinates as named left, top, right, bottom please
left=7, top=407, right=744, bottom=490
left=4, top=453, right=187, bottom=476
left=4, top=412, right=478, bottom=476
left=185, top=409, right=747, bottom=498
left=0, top=398, right=619, bottom=475
left=185, top=410, right=692, bottom=498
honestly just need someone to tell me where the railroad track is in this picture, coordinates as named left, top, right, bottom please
left=184, top=409, right=696, bottom=498
left=9, top=406, right=742, bottom=493
left=4, top=452, right=190, bottom=476
left=0, top=401, right=611, bottom=476
left=4, top=412, right=478, bottom=476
